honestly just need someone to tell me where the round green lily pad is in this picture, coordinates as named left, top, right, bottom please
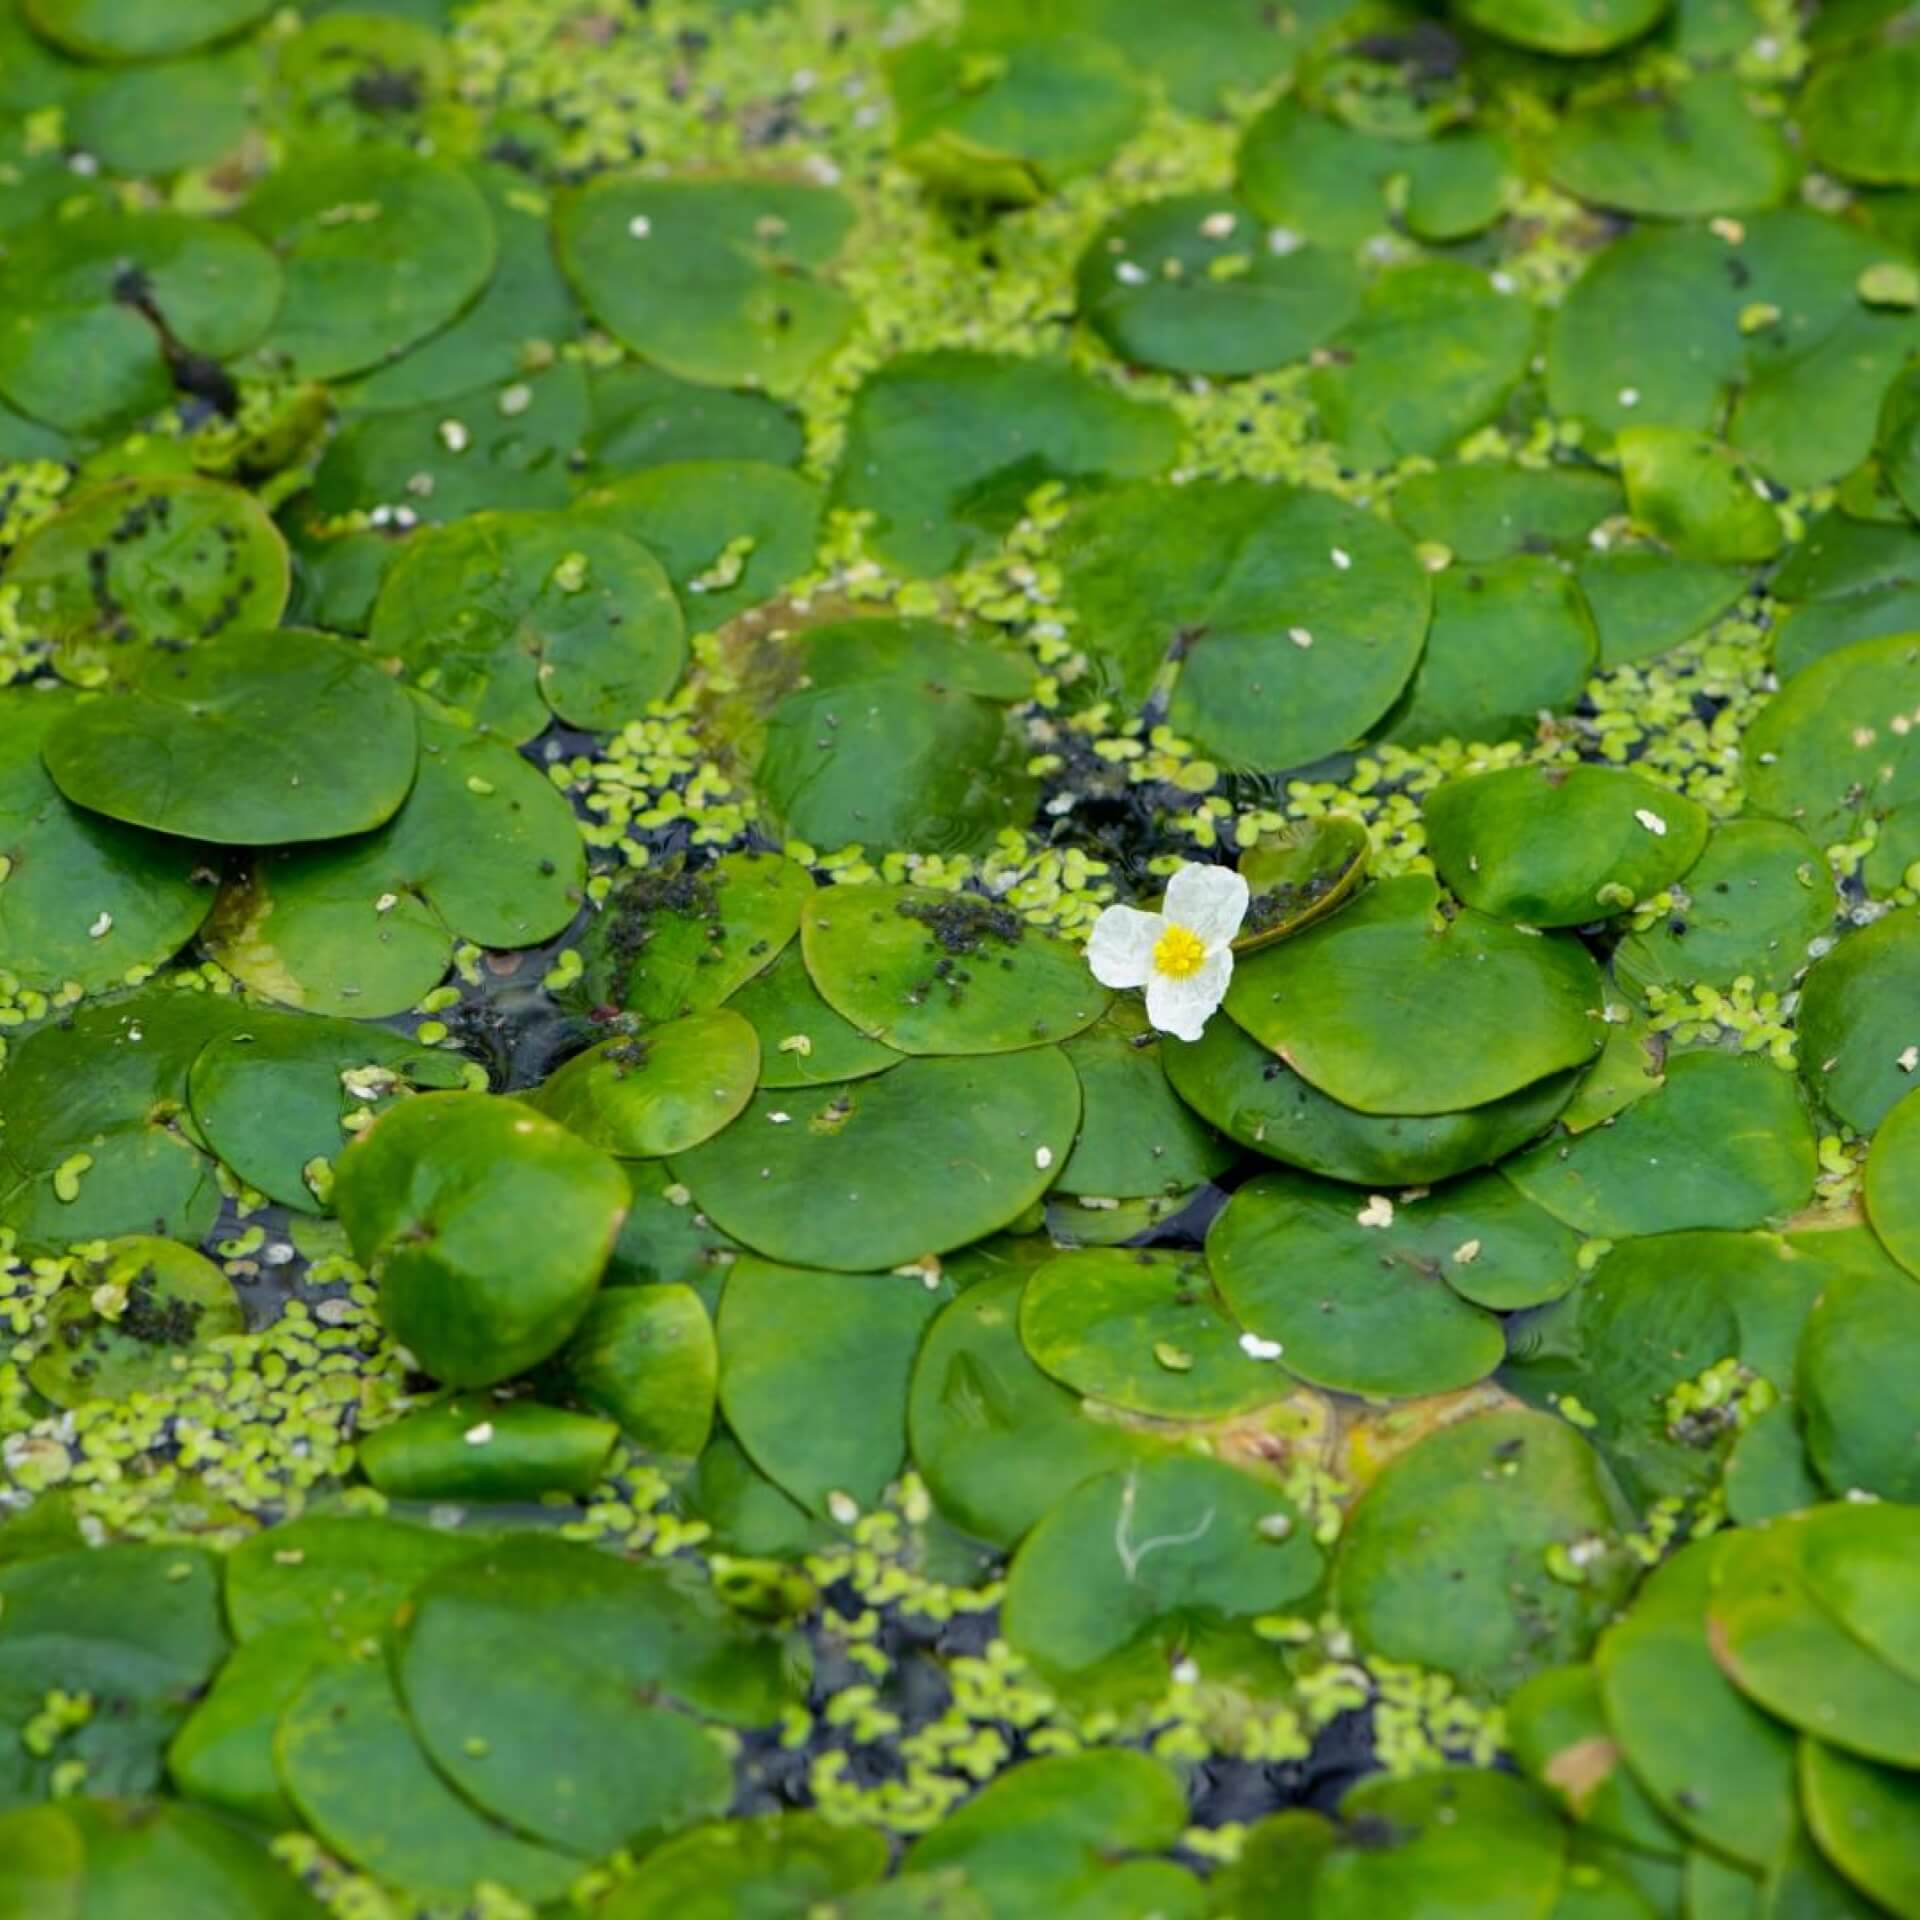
left=223, top=1512, right=480, bottom=1648
left=0, top=1542, right=227, bottom=1809
left=1578, top=547, right=1749, bottom=670
left=577, top=459, right=823, bottom=633
left=1001, top=1455, right=1318, bottom=1706
left=1800, top=1739, right=1920, bottom=1920
left=1449, top=0, right=1666, bottom=55
left=43, top=628, right=418, bottom=847
left=1056, top=479, right=1432, bottom=771
left=1018, top=1247, right=1280, bottom=1419
left=800, top=884, right=1107, bottom=1055
left=396, top=1533, right=782, bottom=1853
left=1076, top=193, right=1359, bottom=376
left=1617, top=427, right=1783, bottom=566
left=1795, top=905, right=1920, bottom=1131
left=66, top=43, right=261, bottom=179
left=1390, top=463, right=1622, bottom=564
left=1233, top=815, right=1369, bottom=954
left=1206, top=1170, right=1534, bottom=1399
left=531, top=1012, right=760, bottom=1159
left=167, top=1627, right=321, bottom=1831
left=1864, top=1080, right=1920, bottom=1280
left=1308, top=261, right=1536, bottom=468
left=907, top=1271, right=1168, bottom=1548
left=905, top=1749, right=1202, bottom=1917
left=0, top=688, right=213, bottom=994
left=1613, top=818, right=1835, bottom=996
left=1225, top=873, right=1604, bottom=1115
left=357, top=1396, right=618, bottom=1501
left=277, top=1655, right=582, bottom=1904
left=1799, top=40, right=1920, bottom=187
left=1497, top=1052, right=1812, bottom=1244
left=1506, top=1664, right=1685, bottom=1857
left=0, top=985, right=245, bottom=1250
left=3, top=474, right=290, bottom=685
left=1425, top=765, right=1710, bottom=927
left=312, top=362, right=589, bottom=525
left=1055, top=1000, right=1232, bottom=1198
left=1314, top=1770, right=1569, bottom=1920
left=557, top=176, right=853, bottom=395
left=23, top=0, right=272, bottom=59
left=1163, top=1012, right=1578, bottom=1186
left=1504, top=1228, right=1824, bottom=1510
left=728, top=945, right=902, bottom=1089
left=240, top=145, right=496, bottom=381
left=27, top=1235, right=242, bottom=1408
left=1334, top=1409, right=1636, bottom=1697
left=207, top=702, right=585, bottom=1019
left=587, top=850, right=812, bottom=1023
left=582, top=363, right=804, bottom=478
left=367, top=510, right=685, bottom=741
left=888, top=30, right=1145, bottom=203
left=673, top=1050, right=1081, bottom=1272
left=549, top=1282, right=717, bottom=1460
left=335, top=1090, right=628, bottom=1388
left=832, top=350, right=1178, bottom=578
left=750, top=618, right=1038, bottom=856
left=1708, top=1512, right=1920, bottom=1768
left=1380, top=555, right=1599, bottom=750
left=1546, top=72, right=1794, bottom=219
left=1795, top=1239, right=1920, bottom=1503
left=603, top=1814, right=889, bottom=1920
left=0, top=207, right=283, bottom=435
left=186, top=1011, right=468, bottom=1213
left=717, top=1254, right=946, bottom=1515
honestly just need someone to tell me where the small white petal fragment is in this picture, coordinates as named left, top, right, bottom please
left=1239, top=1332, right=1284, bottom=1360
left=1633, top=809, right=1668, bottom=836
left=87, top=911, right=112, bottom=938
left=826, top=1490, right=860, bottom=1526
left=1452, top=1239, right=1483, bottom=1265
left=1356, top=1194, right=1395, bottom=1230
left=1035, top=1145, right=1054, bottom=1170
left=627, top=215, right=652, bottom=238
left=1899, top=1046, right=1919, bottom=1073
left=463, top=1422, right=494, bottom=1447
left=1288, top=626, right=1314, bottom=648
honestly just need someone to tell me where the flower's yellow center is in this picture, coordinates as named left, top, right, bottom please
left=1152, top=923, right=1208, bottom=980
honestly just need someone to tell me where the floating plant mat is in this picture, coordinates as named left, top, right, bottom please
left=1, top=0, right=1920, bottom=1913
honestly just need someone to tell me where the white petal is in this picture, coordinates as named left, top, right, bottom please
left=1162, top=863, right=1250, bottom=949
left=1144, top=947, right=1232, bottom=1042
left=1085, top=906, right=1163, bottom=989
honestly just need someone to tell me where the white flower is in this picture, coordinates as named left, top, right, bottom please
left=1085, top=862, right=1249, bottom=1043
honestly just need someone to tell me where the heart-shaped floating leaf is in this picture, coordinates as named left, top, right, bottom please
left=368, top=509, right=685, bottom=741
left=1076, top=193, right=1359, bottom=377
left=600, top=1815, right=888, bottom=1920
left=1425, top=764, right=1709, bottom=928
left=717, top=1254, right=947, bottom=1515
left=673, top=1049, right=1081, bottom=1271
left=3, top=474, right=290, bottom=685
left=1001, top=1455, right=1319, bottom=1707
left=277, top=1657, right=582, bottom=1904
left=1225, top=873, right=1604, bottom=1115
left=556, top=176, right=854, bottom=394
left=27, top=1235, right=243, bottom=1408
left=1794, top=905, right=1920, bottom=1130
left=728, top=945, right=902, bottom=1090
left=1019, top=1246, right=1277, bottom=1419
left=186, top=1010, right=469, bottom=1212
left=908, top=1271, right=1167, bottom=1548
left=335, top=1090, right=628, bottom=1387
left=1162, top=1012, right=1579, bottom=1187
left=207, top=702, right=585, bottom=1018
left=239, top=145, right=497, bottom=381
left=0, top=208, right=282, bottom=434
left=396, top=1533, right=790, bottom=1851
left=1334, top=1409, right=1637, bottom=1697
left=24, top=0, right=273, bottom=59
left=801, top=883, right=1106, bottom=1055
left=1504, top=1050, right=1817, bottom=1238
left=1390, top=463, right=1622, bottom=564
left=832, top=350, right=1178, bottom=578
left=43, top=628, right=419, bottom=846
left=0, top=688, right=214, bottom=993
left=1799, top=1738, right=1920, bottom=1920
left=1232, top=815, right=1368, bottom=954
left=549, top=1282, right=717, bottom=1459
left=530, top=1010, right=760, bottom=1158
left=1057, top=478, right=1432, bottom=771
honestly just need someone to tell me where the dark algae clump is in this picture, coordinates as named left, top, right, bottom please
left=0, top=1, right=1917, bottom=1916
